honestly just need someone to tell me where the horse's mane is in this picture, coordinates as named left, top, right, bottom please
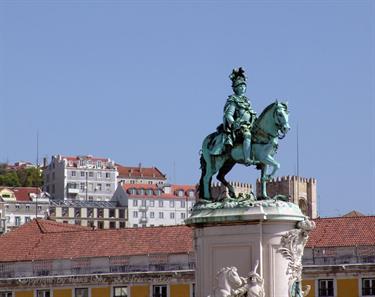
left=216, top=267, right=235, bottom=279
left=255, top=101, right=288, bottom=125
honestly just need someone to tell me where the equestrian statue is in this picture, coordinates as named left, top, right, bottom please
left=198, top=67, right=290, bottom=201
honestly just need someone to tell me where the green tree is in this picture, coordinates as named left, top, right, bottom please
left=0, top=171, right=21, bottom=187
left=16, top=167, right=43, bottom=187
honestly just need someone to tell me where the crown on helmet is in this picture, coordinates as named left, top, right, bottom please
left=229, top=67, right=247, bottom=87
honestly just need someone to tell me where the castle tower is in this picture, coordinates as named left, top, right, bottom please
left=256, top=176, right=317, bottom=218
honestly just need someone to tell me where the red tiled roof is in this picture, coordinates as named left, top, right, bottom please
left=0, top=219, right=193, bottom=262
left=117, top=164, right=166, bottom=180
left=12, top=187, right=41, bottom=202
left=306, top=216, right=375, bottom=248
left=62, top=156, right=109, bottom=162
left=342, top=210, right=365, bottom=217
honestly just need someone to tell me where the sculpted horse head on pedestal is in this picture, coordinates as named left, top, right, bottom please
left=208, top=267, right=244, bottom=297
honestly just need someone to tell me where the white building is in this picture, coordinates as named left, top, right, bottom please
left=0, top=187, right=50, bottom=233
left=113, top=183, right=196, bottom=227
left=43, top=155, right=117, bottom=201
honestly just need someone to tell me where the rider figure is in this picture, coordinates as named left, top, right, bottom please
left=223, top=67, right=257, bottom=165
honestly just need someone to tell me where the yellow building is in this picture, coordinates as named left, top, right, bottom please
left=302, top=214, right=375, bottom=297
left=0, top=220, right=195, bottom=297
left=1, top=215, right=375, bottom=297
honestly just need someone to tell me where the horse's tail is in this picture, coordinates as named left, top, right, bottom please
left=198, top=153, right=207, bottom=199
left=198, top=134, right=214, bottom=199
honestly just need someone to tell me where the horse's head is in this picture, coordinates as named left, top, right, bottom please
left=273, top=101, right=290, bottom=139
left=216, top=267, right=243, bottom=289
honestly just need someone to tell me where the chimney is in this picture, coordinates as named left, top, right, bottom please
left=43, top=157, right=48, bottom=167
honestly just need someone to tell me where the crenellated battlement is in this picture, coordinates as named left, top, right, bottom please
left=256, top=175, right=317, bottom=218
left=210, top=181, right=253, bottom=200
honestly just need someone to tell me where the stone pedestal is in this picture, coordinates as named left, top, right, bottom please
left=186, top=201, right=311, bottom=297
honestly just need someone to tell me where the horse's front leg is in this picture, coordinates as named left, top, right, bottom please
left=264, top=155, right=280, bottom=179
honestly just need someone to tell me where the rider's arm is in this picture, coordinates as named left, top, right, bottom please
left=224, top=103, right=236, bottom=128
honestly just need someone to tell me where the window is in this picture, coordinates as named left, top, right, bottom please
left=89, top=172, right=94, bottom=177
left=15, top=216, right=21, bottom=226
left=177, top=190, right=184, bottom=197
left=318, top=279, right=334, bottom=297
left=106, top=183, right=111, bottom=191
left=141, top=199, right=147, bottom=207
left=159, top=212, right=164, bottom=219
left=119, top=222, right=126, bottom=228
left=114, top=286, right=128, bottom=297
left=141, top=212, right=146, bottom=218
left=97, top=172, right=102, bottom=178
left=88, top=183, right=93, bottom=191
left=62, top=207, right=68, bottom=217
left=25, top=216, right=31, bottom=222
left=109, top=209, right=115, bottom=218
left=138, top=189, right=145, bottom=195
left=133, top=211, right=138, bottom=218
left=97, top=209, right=104, bottom=218
left=181, top=213, right=186, bottom=219
left=170, top=212, right=175, bottom=219
left=363, top=278, right=375, bottom=296
left=80, top=183, right=85, bottom=191
left=119, top=209, right=125, bottom=218
left=169, top=201, right=175, bottom=207
left=159, top=200, right=163, bottom=207
left=97, top=221, right=104, bottom=229
left=180, top=200, right=186, bottom=208
left=15, top=204, right=20, bottom=209
left=0, top=292, right=12, bottom=297
left=133, top=224, right=138, bottom=227
left=74, top=208, right=81, bottom=218
left=150, top=200, right=155, bottom=207
left=75, top=288, right=88, bottom=297
left=80, top=171, right=85, bottom=177
left=133, top=200, right=138, bottom=207
left=26, top=204, right=30, bottom=210
left=106, top=172, right=111, bottom=178
left=71, top=171, right=76, bottom=177
left=153, top=285, right=167, bottom=297
left=109, top=222, right=116, bottom=229
left=97, top=183, right=102, bottom=191
left=150, top=212, right=155, bottom=218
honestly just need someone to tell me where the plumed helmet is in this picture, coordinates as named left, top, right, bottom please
left=230, top=67, right=247, bottom=87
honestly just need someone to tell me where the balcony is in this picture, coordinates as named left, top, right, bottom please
left=139, top=217, right=148, bottom=223
left=139, top=205, right=148, bottom=211
left=68, top=188, right=79, bottom=194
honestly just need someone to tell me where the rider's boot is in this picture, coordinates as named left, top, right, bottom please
left=243, top=138, right=253, bottom=166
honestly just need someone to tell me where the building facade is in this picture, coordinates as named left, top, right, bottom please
left=43, top=155, right=117, bottom=201
left=302, top=215, right=375, bottom=297
left=0, top=187, right=50, bottom=234
left=49, top=200, right=128, bottom=229
left=1, top=215, right=375, bottom=297
left=113, top=183, right=195, bottom=228
left=0, top=220, right=194, bottom=297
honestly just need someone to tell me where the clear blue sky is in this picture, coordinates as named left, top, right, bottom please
left=0, top=1, right=374, bottom=217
